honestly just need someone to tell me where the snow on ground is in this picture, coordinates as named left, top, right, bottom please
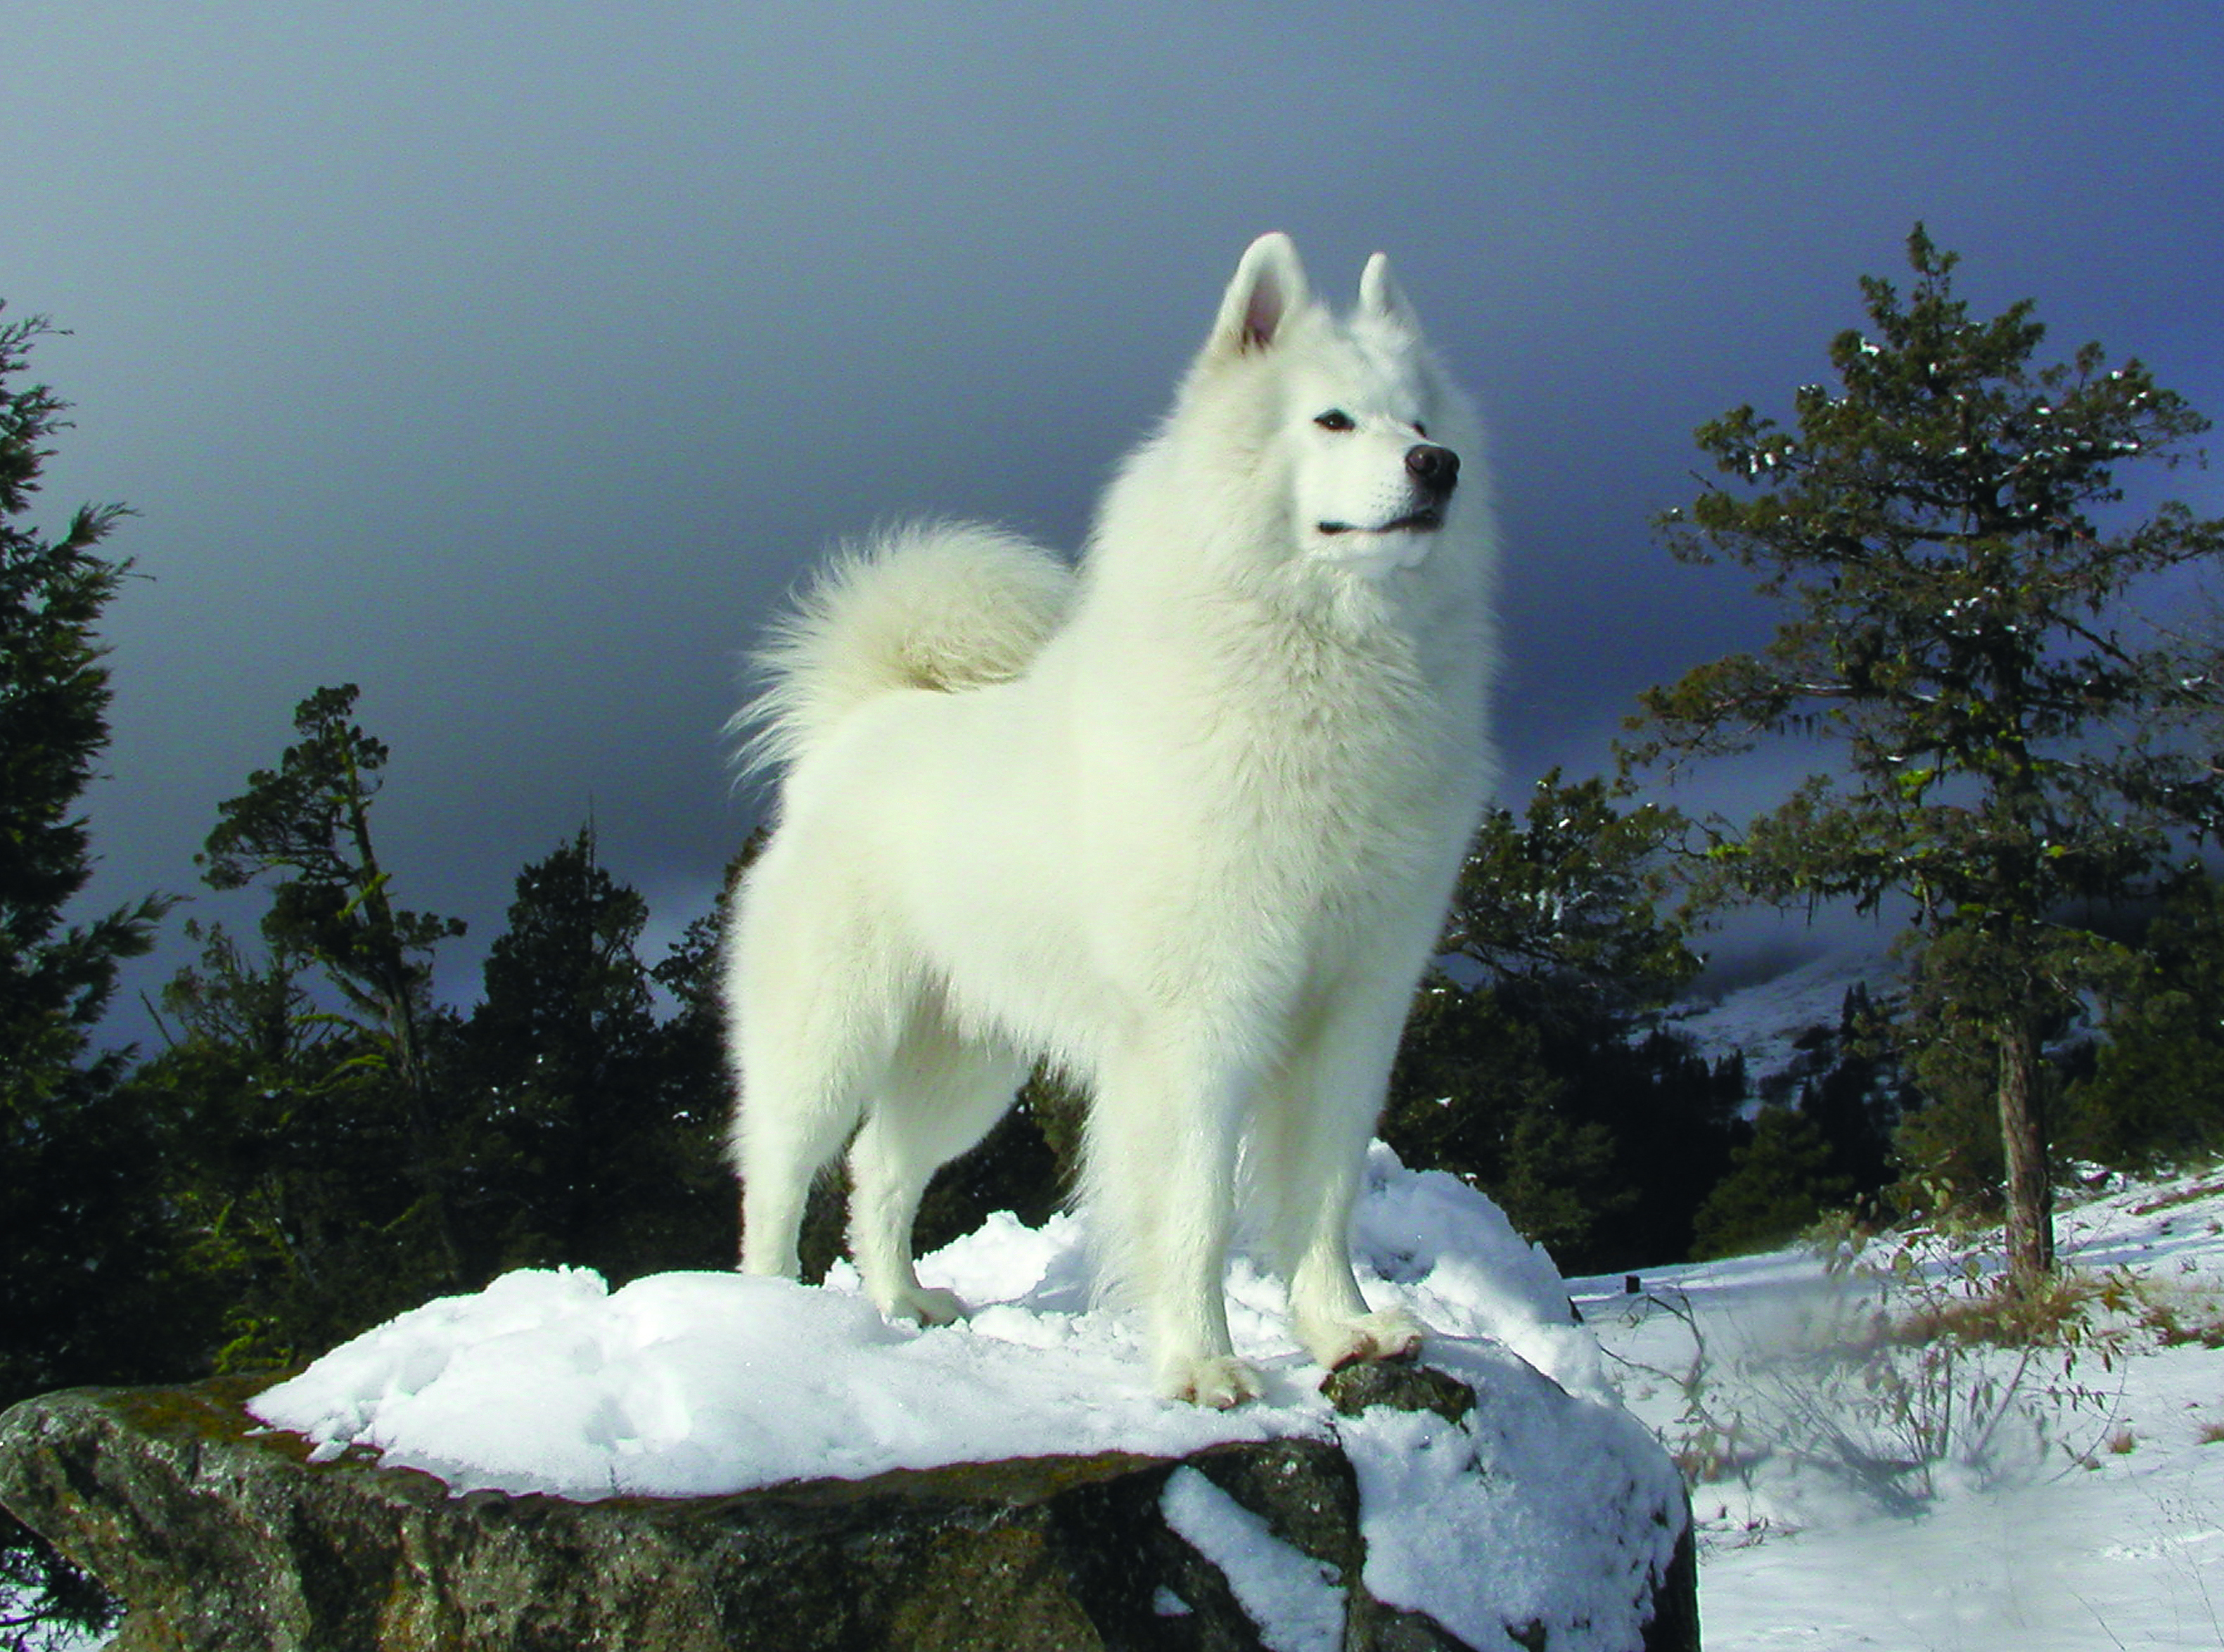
left=251, top=1145, right=1607, bottom=1499
left=1571, top=1167, right=2224, bottom=1651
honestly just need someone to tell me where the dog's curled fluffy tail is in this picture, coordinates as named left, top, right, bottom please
left=732, top=520, right=1074, bottom=780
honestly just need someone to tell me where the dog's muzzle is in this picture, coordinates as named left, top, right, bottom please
left=1315, top=443, right=1462, bottom=544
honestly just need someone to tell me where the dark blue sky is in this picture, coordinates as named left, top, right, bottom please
left=13, top=2, right=2223, bottom=1027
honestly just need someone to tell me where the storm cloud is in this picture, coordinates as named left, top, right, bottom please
left=13, top=1, right=2222, bottom=1029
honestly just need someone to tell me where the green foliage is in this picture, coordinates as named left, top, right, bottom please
left=1379, top=871, right=1744, bottom=1272
left=1382, top=776, right=1739, bottom=1274
left=1689, top=1106, right=1849, bottom=1260
left=1624, top=226, right=2224, bottom=1276
left=1673, top=984, right=1912, bottom=1263
left=132, top=920, right=457, bottom=1370
left=1383, top=978, right=1629, bottom=1262
left=646, top=888, right=747, bottom=1262
left=1796, top=983, right=1909, bottom=1195
left=129, top=686, right=479, bottom=1367
left=1442, top=769, right=1701, bottom=1022
left=198, top=684, right=466, bottom=1085
left=1388, top=769, right=1734, bottom=1272
left=2064, top=871, right=2224, bottom=1167
left=145, top=802, right=750, bottom=1365
left=450, top=825, right=731, bottom=1281
left=0, top=309, right=167, bottom=1129
left=1630, top=226, right=2218, bottom=924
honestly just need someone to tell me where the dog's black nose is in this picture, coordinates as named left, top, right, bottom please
left=1406, top=443, right=1459, bottom=494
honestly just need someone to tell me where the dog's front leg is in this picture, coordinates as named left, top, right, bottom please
left=1269, top=987, right=1429, bottom=1373
left=1085, top=1043, right=1263, bottom=1408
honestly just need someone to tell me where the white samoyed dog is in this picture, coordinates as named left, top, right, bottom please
left=722, top=233, right=1497, bottom=1406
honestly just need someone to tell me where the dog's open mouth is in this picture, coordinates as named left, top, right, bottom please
left=1316, top=508, right=1444, bottom=537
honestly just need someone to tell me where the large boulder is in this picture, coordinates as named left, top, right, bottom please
left=1, top=1362, right=1696, bottom=1651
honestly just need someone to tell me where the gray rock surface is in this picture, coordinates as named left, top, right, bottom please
left=0, top=1365, right=1696, bottom=1651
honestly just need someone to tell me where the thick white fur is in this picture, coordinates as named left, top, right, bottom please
left=722, top=233, right=1497, bottom=1406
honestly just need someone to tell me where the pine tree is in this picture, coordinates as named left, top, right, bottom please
left=1383, top=771, right=1720, bottom=1271
left=2062, top=871, right=2224, bottom=1167
left=1440, top=769, right=1701, bottom=1022
left=0, top=309, right=167, bottom=1146
left=454, top=825, right=723, bottom=1279
left=134, top=918, right=446, bottom=1368
left=136, top=686, right=481, bottom=1369
left=1383, top=978, right=1630, bottom=1262
left=1689, top=1106, right=1851, bottom=1261
left=1624, top=227, right=2224, bottom=1285
left=195, top=684, right=468, bottom=1286
left=647, top=891, right=745, bottom=1265
left=1797, top=984, right=1908, bottom=1200
left=0, top=307, right=170, bottom=1652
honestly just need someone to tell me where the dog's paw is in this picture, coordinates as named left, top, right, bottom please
left=1301, top=1307, right=1427, bottom=1373
left=1159, top=1354, right=1265, bottom=1410
left=881, top=1284, right=968, bottom=1328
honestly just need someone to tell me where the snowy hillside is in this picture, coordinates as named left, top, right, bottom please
left=1573, top=1167, right=2224, bottom=1651
left=1668, top=937, right=1902, bottom=1091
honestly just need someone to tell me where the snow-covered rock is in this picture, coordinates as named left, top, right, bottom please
left=0, top=1150, right=1695, bottom=1651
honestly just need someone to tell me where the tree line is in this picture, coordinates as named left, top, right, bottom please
left=8, top=230, right=2224, bottom=1644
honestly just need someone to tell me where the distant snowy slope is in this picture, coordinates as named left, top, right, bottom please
left=1668, top=938, right=1901, bottom=1090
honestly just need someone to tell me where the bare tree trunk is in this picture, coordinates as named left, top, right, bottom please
left=1997, top=1013, right=2054, bottom=1289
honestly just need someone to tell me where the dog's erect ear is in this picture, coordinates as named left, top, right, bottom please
left=1357, top=252, right=1418, bottom=336
left=1211, top=232, right=1309, bottom=355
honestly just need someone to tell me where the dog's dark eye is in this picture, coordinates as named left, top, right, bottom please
left=1313, top=409, right=1355, bottom=432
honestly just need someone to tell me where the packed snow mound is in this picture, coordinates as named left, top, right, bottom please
left=251, top=1144, right=1607, bottom=1501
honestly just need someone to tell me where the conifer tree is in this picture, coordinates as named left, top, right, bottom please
left=0, top=310, right=166, bottom=1146
left=1383, top=771, right=1721, bottom=1270
left=455, top=825, right=717, bottom=1278
left=1624, top=228, right=2224, bottom=1284
left=1689, top=1106, right=1850, bottom=1261
left=2062, top=870, right=2224, bottom=1167
left=136, top=916, right=446, bottom=1367
left=0, top=307, right=168, bottom=1652
left=196, top=684, right=468, bottom=1284
left=1439, top=768, right=1700, bottom=1020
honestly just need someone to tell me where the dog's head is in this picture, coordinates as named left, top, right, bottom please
left=1199, top=233, right=1474, bottom=578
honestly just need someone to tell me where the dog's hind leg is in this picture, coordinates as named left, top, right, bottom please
left=848, top=1011, right=1028, bottom=1326
left=730, top=933, right=907, bottom=1281
left=734, top=1046, right=867, bottom=1282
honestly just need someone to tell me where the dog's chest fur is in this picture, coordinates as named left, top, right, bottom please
left=1086, top=570, right=1484, bottom=946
